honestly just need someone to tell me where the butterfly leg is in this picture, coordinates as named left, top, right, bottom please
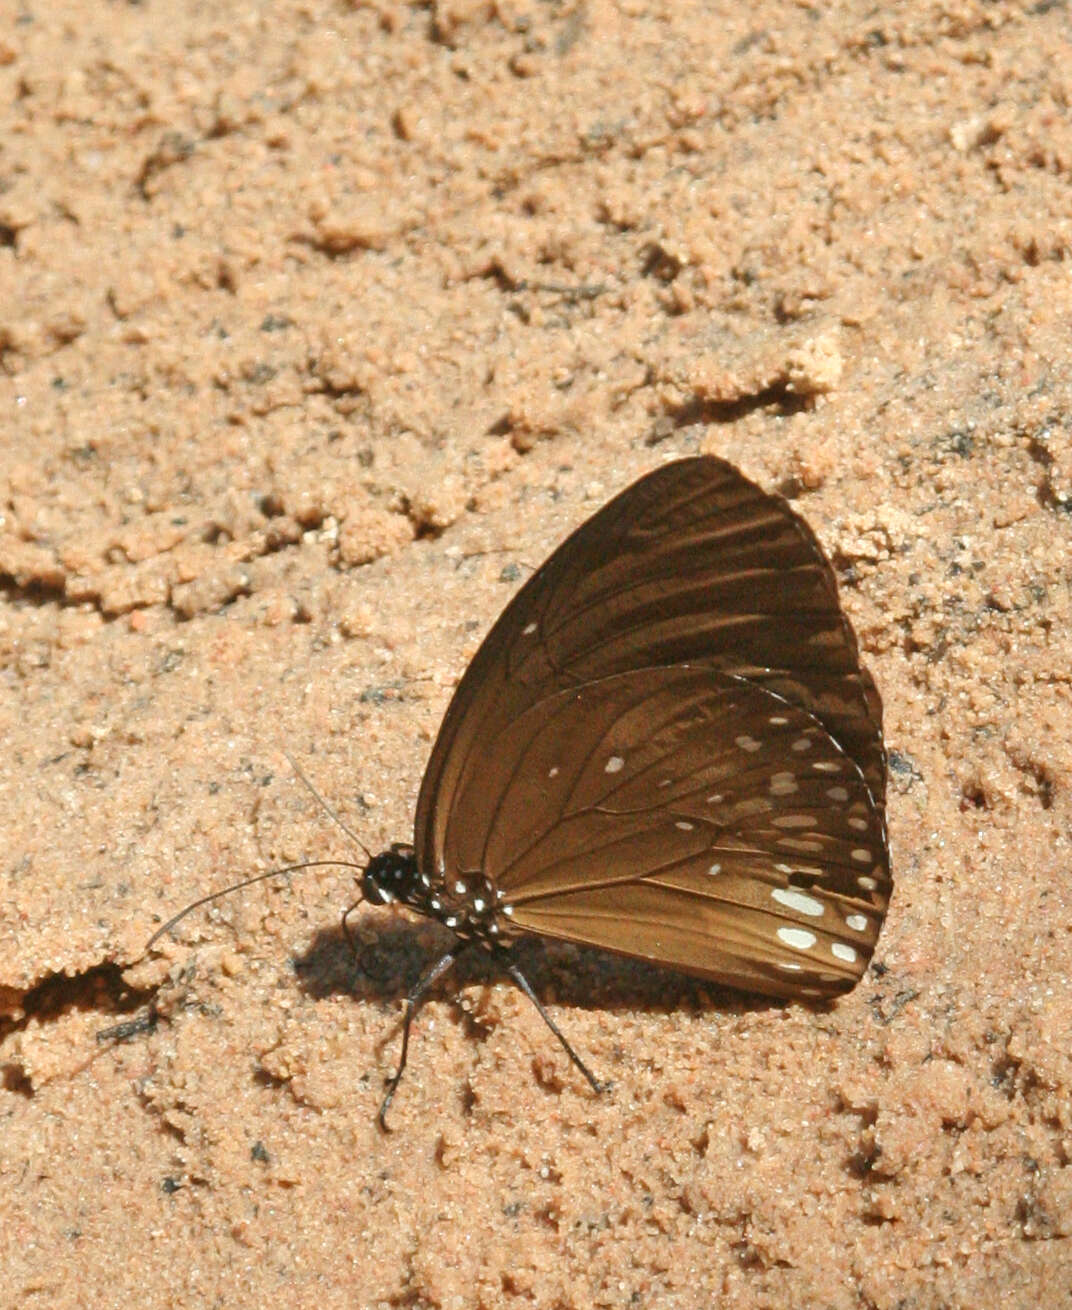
left=379, top=944, right=464, bottom=1131
left=340, top=899, right=362, bottom=954
left=504, top=960, right=609, bottom=1097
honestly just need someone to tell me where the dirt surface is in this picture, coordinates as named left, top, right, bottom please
left=2, top=2, right=1071, bottom=1307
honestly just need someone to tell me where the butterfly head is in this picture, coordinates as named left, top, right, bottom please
left=360, top=842, right=420, bottom=907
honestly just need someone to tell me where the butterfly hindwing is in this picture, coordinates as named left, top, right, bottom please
left=438, top=665, right=887, bottom=998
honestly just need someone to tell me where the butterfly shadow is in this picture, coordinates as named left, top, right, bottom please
left=290, top=914, right=786, bottom=1033
left=288, top=920, right=831, bottom=1118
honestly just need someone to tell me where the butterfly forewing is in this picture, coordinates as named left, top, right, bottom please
left=414, top=456, right=889, bottom=1001
left=416, top=458, right=884, bottom=879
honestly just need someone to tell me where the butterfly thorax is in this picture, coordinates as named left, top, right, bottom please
left=362, top=843, right=515, bottom=952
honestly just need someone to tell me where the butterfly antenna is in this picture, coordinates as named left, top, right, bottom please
left=283, top=749, right=373, bottom=862
left=142, top=859, right=364, bottom=954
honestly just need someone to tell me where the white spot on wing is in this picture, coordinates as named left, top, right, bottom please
left=792, top=736, right=813, bottom=752
left=604, top=755, right=625, bottom=774
left=845, top=914, right=868, bottom=932
left=827, top=786, right=849, bottom=801
left=771, top=888, right=824, bottom=917
left=777, top=838, right=824, bottom=853
left=813, top=760, right=840, bottom=773
left=735, top=735, right=761, bottom=752
left=777, top=927, right=817, bottom=951
left=849, top=816, right=868, bottom=831
left=548, top=766, right=560, bottom=778
left=522, top=622, right=538, bottom=635
left=768, top=715, right=789, bottom=725
left=772, top=814, right=816, bottom=830
left=851, top=848, right=872, bottom=863
left=675, top=820, right=695, bottom=831
left=707, top=862, right=722, bottom=876
left=831, top=942, right=857, bottom=963
left=857, top=875, right=878, bottom=891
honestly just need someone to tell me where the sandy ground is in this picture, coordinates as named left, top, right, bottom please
left=2, top=2, right=1071, bottom=1307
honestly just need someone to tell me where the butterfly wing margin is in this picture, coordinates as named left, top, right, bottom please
left=415, top=457, right=885, bottom=878
left=445, top=666, right=890, bottom=1000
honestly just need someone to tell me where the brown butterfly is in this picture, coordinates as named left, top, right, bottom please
left=147, top=456, right=890, bottom=1126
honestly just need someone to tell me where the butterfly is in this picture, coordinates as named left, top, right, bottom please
left=147, top=456, right=890, bottom=1127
